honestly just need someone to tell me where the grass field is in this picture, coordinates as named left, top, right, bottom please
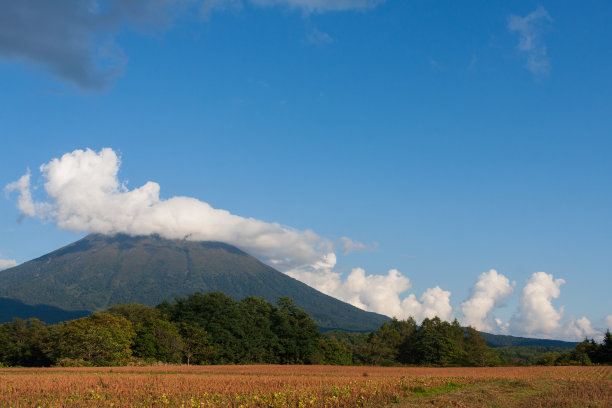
left=0, top=365, right=610, bottom=407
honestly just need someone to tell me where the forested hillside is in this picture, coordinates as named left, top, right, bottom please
left=0, top=234, right=388, bottom=331
left=2, top=292, right=610, bottom=368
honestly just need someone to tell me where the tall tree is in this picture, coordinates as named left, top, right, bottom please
left=53, top=313, right=135, bottom=365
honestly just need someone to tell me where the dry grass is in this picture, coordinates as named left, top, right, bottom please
left=0, top=365, right=610, bottom=407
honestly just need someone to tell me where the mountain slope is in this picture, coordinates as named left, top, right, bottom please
left=480, top=331, right=579, bottom=348
left=0, top=234, right=389, bottom=331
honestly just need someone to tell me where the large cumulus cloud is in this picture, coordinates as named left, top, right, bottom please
left=459, top=269, right=514, bottom=331
left=6, top=148, right=334, bottom=272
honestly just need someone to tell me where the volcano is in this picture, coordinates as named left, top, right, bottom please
left=0, top=234, right=389, bottom=330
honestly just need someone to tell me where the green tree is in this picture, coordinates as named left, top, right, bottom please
left=54, top=313, right=135, bottom=366
left=239, top=296, right=278, bottom=363
left=273, top=297, right=320, bottom=364
left=318, top=338, right=353, bottom=365
left=536, top=352, right=561, bottom=366
left=107, top=304, right=184, bottom=363
left=0, top=318, right=52, bottom=367
left=177, top=322, right=214, bottom=365
left=462, top=327, right=500, bottom=366
left=599, top=330, right=612, bottom=364
left=415, top=317, right=464, bottom=366
left=162, top=292, right=247, bottom=363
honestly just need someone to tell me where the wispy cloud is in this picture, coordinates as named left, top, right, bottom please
left=508, top=6, right=553, bottom=76
left=0, top=258, right=18, bottom=271
left=240, top=0, right=384, bottom=14
left=306, top=27, right=335, bottom=45
left=340, top=237, right=377, bottom=254
left=0, top=0, right=384, bottom=90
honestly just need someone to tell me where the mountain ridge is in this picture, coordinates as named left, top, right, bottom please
left=0, top=233, right=389, bottom=331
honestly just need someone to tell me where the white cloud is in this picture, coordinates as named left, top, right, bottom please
left=402, top=286, right=453, bottom=322
left=288, top=265, right=452, bottom=322
left=0, top=258, right=18, bottom=271
left=509, top=272, right=565, bottom=336
left=508, top=6, right=553, bottom=76
left=5, top=171, right=36, bottom=217
left=606, top=315, right=612, bottom=331
left=459, top=269, right=514, bottom=331
left=244, top=0, right=383, bottom=13
left=306, top=28, right=335, bottom=45
left=339, top=236, right=377, bottom=254
left=0, top=0, right=384, bottom=89
left=564, top=316, right=602, bottom=341
left=6, top=148, right=335, bottom=272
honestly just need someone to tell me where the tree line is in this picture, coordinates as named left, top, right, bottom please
left=1, top=291, right=610, bottom=367
left=0, top=292, right=323, bottom=367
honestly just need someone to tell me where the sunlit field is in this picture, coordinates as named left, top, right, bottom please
left=0, top=365, right=610, bottom=407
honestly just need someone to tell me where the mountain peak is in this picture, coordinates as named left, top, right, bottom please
left=0, top=234, right=389, bottom=331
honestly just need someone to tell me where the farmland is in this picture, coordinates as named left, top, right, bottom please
left=1, top=365, right=610, bottom=407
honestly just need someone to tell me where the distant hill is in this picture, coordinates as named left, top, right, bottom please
left=0, top=234, right=389, bottom=331
left=480, top=331, right=579, bottom=348
left=0, top=297, right=89, bottom=324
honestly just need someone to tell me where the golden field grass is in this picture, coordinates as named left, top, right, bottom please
left=0, top=365, right=610, bottom=407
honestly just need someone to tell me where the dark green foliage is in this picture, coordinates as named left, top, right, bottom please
left=359, top=318, right=416, bottom=366
left=0, top=234, right=388, bottom=331
left=107, top=304, right=184, bottom=363
left=239, top=296, right=279, bottom=363
left=413, top=318, right=465, bottom=366
left=2, top=293, right=604, bottom=368
left=462, top=327, right=501, bottom=367
left=480, top=331, right=579, bottom=348
left=599, top=330, right=612, bottom=363
left=355, top=317, right=498, bottom=367
left=161, top=292, right=247, bottom=363
left=53, top=313, right=136, bottom=366
left=272, top=297, right=321, bottom=364
left=159, top=292, right=321, bottom=364
left=0, top=318, right=52, bottom=366
left=176, top=323, right=214, bottom=365
left=493, top=345, right=575, bottom=365
left=571, top=331, right=612, bottom=365
left=317, top=339, right=353, bottom=365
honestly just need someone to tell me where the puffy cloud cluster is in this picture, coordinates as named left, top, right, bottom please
left=459, top=269, right=514, bottom=331
left=288, top=266, right=453, bottom=321
left=509, top=272, right=565, bottom=335
left=564, top=317, right=601, bottom=341
left=6, top=148, right=334, bottom=272
left=0, top=0, right=384, bottom=89
left=508, top=6, right=553, bottom=76
left=402, top=286, right=453, bottom=322
left=0, top=258, right=18, bottom=271
left=456, top=270, right=607, bottom=341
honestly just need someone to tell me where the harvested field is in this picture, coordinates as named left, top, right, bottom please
left=0, top=365, right=610, bottom=407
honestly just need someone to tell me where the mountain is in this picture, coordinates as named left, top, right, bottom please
left=480, top=331, right=579, bottom=348
left=0, top=297, right=89, bottom=324
left=0, top=234, right=389, bottom=331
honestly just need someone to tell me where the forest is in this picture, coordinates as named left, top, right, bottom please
left=0, top=291, right=610, bottom=367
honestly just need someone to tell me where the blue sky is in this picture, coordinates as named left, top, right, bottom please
left=1, top=0, right=611, bottom=339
